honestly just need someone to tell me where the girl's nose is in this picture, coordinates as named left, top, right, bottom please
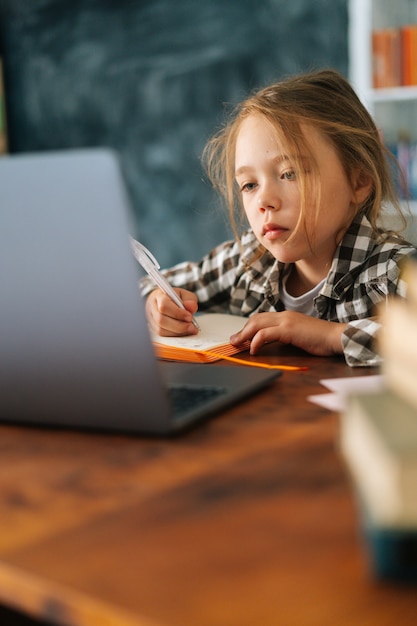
left=258, top=188, right=280, bottom=212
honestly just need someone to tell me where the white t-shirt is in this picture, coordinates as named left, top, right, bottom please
left=281, top=277, right=326, bottom=317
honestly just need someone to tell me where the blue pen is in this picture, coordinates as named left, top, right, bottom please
left=130, top=237, right=200, bottom=331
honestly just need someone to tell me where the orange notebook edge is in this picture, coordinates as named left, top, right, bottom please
left=153, top=342, right=308, bottom=371
left=153, top=341, right=250, bottom=363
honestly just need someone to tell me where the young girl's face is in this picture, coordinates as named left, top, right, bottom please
left=234, top=114, right=358, bottom=272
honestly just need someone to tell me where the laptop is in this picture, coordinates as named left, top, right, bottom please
left=0, top=148, right=281, bottom=435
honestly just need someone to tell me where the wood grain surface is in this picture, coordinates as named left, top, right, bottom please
left=0, top=346, right=413, bottom=626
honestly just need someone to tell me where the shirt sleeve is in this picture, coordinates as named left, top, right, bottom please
left=138, top=238, right=244, bottom=311
left=341, top=318, right=383, bottom=367
left=340, top=245, right=416, bottom=367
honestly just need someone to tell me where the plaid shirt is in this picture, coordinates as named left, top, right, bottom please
left=140, top=212, right=416, bottom=366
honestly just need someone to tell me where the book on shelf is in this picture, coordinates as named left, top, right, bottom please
left=372, top=24, right=417, bottom=88
left=386, top=135, right=417, bottom=200
left=151, top=313, right=250, bottom=363
left=372, top=28, right=402, bottom=88
left=401, top=24, right=417, bottom=86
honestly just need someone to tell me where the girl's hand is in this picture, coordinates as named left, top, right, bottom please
left=230, top=311, right=346, bottom=357
left=145, top=288, right=199, bottom=336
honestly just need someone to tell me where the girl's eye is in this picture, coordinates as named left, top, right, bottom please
left=240, top=181, right=257, bottom=193
left=281, top=169, right=296, bottom=181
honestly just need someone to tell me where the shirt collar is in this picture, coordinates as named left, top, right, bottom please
left=321, top=211, right=377, bottom=299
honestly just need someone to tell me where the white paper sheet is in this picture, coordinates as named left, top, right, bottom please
left=307, top=374, right=385, bottom=412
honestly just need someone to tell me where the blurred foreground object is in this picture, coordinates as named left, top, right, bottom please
left=340, top=252, right=417, bottom=581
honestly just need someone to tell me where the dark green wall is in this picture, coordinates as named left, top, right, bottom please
left=0, top=0, right=348, bottom=267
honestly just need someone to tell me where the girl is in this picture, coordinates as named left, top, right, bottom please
left=140, top=69, right=416, bottom=366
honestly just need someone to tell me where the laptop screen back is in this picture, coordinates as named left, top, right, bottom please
left=0, top=149, right=173, bottom=432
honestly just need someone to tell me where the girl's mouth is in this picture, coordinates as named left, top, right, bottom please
left=262, top=224, right=288, bottom=240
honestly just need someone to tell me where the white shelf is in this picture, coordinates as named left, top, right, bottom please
left=349, top=0, right=417, bottom=210
left=349, top=0, right=417, bottom=112
left=348, top=0, right=373, bottom=107
left=371, top=86, right=417, bottom=103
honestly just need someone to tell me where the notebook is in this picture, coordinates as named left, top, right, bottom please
left=151, top=313, right=250, bottom=363
left=0, top=148, right=281, bottom=435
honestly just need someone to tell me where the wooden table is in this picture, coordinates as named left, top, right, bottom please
left=0, top=346, right=414, bottom=626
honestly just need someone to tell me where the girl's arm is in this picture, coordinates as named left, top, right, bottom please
left=139, top=237, right=244, bottom=311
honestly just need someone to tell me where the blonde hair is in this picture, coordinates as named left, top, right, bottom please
left=202, top=69, right=406, bottom=243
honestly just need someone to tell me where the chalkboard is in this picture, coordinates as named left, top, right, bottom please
left=0, top=0, right=348, bottom=267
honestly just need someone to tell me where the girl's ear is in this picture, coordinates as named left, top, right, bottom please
left=351, top=169, right=373, bottom=205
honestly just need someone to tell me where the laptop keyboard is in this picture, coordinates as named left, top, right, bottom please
left=168, top=384, right=227, bottom=416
